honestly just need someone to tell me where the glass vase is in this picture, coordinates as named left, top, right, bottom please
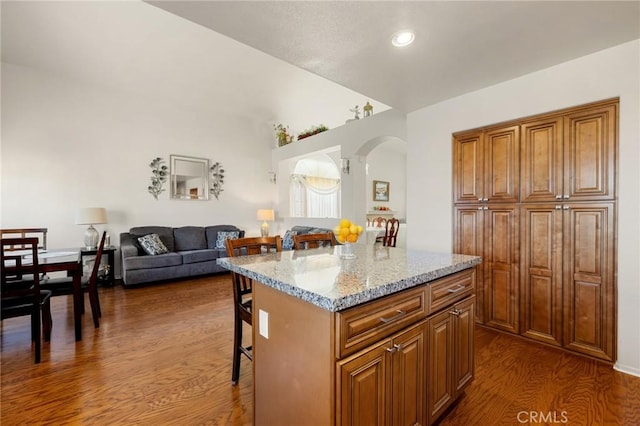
left=340, top=242, right=356, bottom=259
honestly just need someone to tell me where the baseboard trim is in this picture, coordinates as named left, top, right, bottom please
left=613, top=362, right=640, bottom=378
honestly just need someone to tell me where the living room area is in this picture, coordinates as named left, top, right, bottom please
left=2, top=1, right=640, bottom=425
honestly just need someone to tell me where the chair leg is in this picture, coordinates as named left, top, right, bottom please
left=42, top=301, right=52, bottom=342
left=32, top=310, right=42, bottom=364
left=231, top=314, right=242, bottom=385
left=87, top=287, right=100, bottom=328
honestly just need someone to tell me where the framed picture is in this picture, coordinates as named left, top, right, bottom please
left=373, top=180, right=390, bottom=201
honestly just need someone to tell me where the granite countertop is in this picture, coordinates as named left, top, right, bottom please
left=217, top=244, right=482, bottom=312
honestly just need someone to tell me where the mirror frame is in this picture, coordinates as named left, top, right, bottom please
left=170, top=155, right=210, bottom=200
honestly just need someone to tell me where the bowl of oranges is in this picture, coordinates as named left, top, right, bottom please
left=334, top=219, right=363, bottom=259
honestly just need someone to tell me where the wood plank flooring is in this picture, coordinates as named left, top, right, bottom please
left=1, top=274, right=639, bottom=425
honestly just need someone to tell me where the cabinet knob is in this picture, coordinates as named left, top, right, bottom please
left=555, top=195, right=563, bottom=199
left=394, top=343, right=403, bottom=352
left=483, top=206, right=489, bottom=210
left=563, top=195, right=570, bottom=199
left=386, top=346, right=397, bottom=353
left=563, top=205, right=570, bottom=210
left=478, top=198, right=483, bottom=202
left=483, top=198, right=489, bottom=202
left=449, top=309, right=462, bottom=316
left=555, top=205, right=562, bottom=210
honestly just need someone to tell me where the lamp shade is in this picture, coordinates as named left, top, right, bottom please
left=256, top=209, right=275, bottom=221
left=76, top=207, right=107, bottom=225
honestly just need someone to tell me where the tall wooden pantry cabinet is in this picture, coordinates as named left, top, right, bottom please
left=453, top=98, right=618, bottom=362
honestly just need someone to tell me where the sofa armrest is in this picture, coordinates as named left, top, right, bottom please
left=120, top=232, right=139, bottom=259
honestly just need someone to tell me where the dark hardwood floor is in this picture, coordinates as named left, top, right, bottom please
left=1, top=274, right=639, bottom=425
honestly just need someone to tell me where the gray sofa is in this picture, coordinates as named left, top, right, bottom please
left=282, top=225, right=335, bottom=250
left=120, top=225, right=244, bottom=286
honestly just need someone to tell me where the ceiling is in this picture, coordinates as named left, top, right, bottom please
left=149, top=1, right=640, bottom=113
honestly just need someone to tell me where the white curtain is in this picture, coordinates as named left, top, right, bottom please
left=290, top=174, right=341, bottom=218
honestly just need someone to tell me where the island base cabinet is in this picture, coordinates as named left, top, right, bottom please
left=427, top=296, right=475, bottom=426
left=337, top=320, right=427, bottom=426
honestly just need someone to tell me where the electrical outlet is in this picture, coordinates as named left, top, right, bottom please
left=259, top=309, right=269, bottom=339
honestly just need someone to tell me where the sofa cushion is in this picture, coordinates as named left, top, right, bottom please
left=180, top=249, right=219, bottom=264
left=124, top=252, right=182, bottom=270
left=290, top=226, right=314, bottom=235
left=138, top=234, right=170, bottom=255
left=174, top=226, right=207, bottom=251
left=282, top=230, right=298, bottom=250
left=130, top=226, right=175, bottom=252
left=206, top=225, right=244, bottom=249
left=215, top=231, right=240, bottom=249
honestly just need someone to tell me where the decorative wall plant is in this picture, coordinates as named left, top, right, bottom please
left=210, top=162, right=225, bottom=199
left=148, top=157, right=168, bottom=200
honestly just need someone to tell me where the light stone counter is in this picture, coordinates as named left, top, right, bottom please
left=217, top=244, right=482, bottom=312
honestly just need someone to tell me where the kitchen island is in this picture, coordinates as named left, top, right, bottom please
left=218, top=244, right=481, bottom=426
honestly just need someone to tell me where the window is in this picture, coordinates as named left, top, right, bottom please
left=290, top=156, right=341, bottom=218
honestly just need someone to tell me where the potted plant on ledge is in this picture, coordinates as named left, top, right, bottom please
left=274, top=123, right=294, bottom=147
left=298, top=124, right=329, bottom=141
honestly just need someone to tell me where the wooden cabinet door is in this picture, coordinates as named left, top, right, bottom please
left=453, top=297, right=475, bottom=392
left=453, top=131, right=484, bottom=204
left=484, top=205, right=520, bottom=334
left=391, top=321, right=427, bottom=426
left=426, top=309, right=454, bottom=425
left=338, top=341, right=390, bottom=426
left=484, top=125, right=520, bottom=203
left=564, top=104, right=617, bottom=201
left=453, top=206, right=485, bottom=323
left=521, top=117, right=564, bottom=202
left=521, top=204, right=563, bottom=346
left=563, top=203, right=616, bottom=361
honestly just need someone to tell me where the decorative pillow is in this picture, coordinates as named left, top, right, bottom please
left=215, top=231, right=240, bottom=250
left=282, top=230, right=298, bottom=250
left=137, top=233, right=169, bottom=256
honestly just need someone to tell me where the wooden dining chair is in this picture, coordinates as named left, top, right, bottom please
left=40, top=231, right=106, bottom=329
left=225, top=235, right=282, bottom=384
left=0, top=228, right=48, bottom=251
left=379, top=218, right=400, bottom=247
left=1, top=237, right=53, bottom=363
left=373, top=217, right=387, bottom=228
left=293, top=232, right=337, bottom=250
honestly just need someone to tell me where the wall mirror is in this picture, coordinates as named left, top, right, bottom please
left=170, top=155, right=210, bottom=200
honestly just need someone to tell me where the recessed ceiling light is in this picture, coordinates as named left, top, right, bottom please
left=392, top=30, right=415, bottom=47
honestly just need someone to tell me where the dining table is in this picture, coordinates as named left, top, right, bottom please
left=365, top=226, right=385, bottom=244
left=11, top=249, right=84, bottom=341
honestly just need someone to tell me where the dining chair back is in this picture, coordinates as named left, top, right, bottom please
left=0, top=228, right=48, bottom=251
left=293, top=232, right=337, bottom=250
left=1, top=237, right=52, bottom=363
left=373, top=217, right=387, bottom=228
left=381, top=218, right=400, bottom=247
left=225, top=235, right=282, bottom=384
left=41, top=231, right=106, bottom=328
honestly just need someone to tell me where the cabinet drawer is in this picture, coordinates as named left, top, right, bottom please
left=427, top=269, right=475, bottom=315
left=337, top=286, right=427, bottom=358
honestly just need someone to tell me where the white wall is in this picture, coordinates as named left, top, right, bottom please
left=366, top=143, right=406, bottom=220
left=406, top=40, right=640, bottom=375
left=1, top=62, right=275, bottom=255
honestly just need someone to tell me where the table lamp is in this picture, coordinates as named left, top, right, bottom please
left=76, top=207, right=107, bottom=249
left=257, top=209, right=275, bottom=237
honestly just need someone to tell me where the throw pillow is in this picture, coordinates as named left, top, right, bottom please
left=215, top=231, right=240, bottom=250
left=282, top=230, right=298, bottom=250
left=138, top=233, right=169, bottom=256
